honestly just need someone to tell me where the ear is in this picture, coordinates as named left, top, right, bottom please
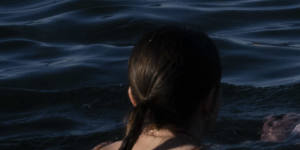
left=128, top=87, right=137, bottom=107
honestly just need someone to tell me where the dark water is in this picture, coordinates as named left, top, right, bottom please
left=1, top=0, right=300, bottom=149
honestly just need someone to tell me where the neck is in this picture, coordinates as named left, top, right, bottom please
left=142, top=125, right=202, bottom=143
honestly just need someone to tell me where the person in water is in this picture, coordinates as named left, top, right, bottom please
left=261, top=113, right=300, bottom=142
left=93, top=26, right=222, bottom=150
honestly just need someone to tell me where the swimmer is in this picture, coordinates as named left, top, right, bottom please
left=93, top=26, right=222, bottom=150
left=261, top=113, right=300, bottom=142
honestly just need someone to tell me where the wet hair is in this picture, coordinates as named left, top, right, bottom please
left=119, top=26, right=222, bottom=150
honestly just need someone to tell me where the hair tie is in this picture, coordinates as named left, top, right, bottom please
left=136, top=98, right=154, bottom=111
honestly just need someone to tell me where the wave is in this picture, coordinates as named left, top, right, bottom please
left=1, top=0, right=300, bottom=88
left=1, top=83, right=299, bottom=149
left=1, top=83, right=299, bottom=114
left=1, top=0, right=300, bottom=149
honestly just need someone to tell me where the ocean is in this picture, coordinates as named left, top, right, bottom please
left=0, top=0, right=300, bottom=149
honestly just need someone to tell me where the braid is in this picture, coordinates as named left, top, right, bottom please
left=119, top=100, right=151, bottom=150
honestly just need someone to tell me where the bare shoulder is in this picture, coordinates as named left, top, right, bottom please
left=92, top=140, right=204, bottom=150
left=173, top=145, right=204, bottom=150
left=92, top=141, right=122, bottom=150
left=154, top=142, right=204, bottom=150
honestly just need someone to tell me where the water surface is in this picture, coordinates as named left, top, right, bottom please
left=1, top=0, right=300, bottom=149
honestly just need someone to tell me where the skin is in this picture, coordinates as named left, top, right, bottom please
left=93, top=87, right=220, bottom=150
left=261, top=113, right=300, bottom=142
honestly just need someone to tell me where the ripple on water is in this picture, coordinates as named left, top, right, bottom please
left=1, top=0, right=300, bottom=149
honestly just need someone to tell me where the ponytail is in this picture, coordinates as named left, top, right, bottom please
left=119, top=100, right=151, bottom=150
left=122, top=26, right=222, bottom=150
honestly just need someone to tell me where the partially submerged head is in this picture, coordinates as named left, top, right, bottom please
left=120, top=26, right=222, bottom=150
left=261, top=113, right=300, bottom=142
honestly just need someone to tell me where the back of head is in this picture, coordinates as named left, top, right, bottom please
left=120, top=26, right=221, bottom=150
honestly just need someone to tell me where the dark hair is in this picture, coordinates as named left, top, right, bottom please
left=119, top=26, right=221, bottom=150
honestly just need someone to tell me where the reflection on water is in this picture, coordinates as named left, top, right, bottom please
left=1, top=0, right=300, bottom=149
